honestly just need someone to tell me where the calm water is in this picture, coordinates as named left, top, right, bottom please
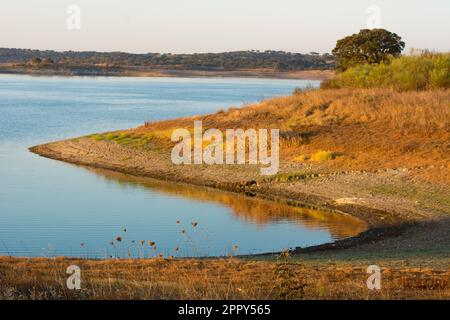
left=0, top=74, right=365, bottom=258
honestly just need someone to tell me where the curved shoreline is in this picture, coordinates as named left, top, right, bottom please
left=25, top=87, right=450, bottom=261
left=29, top=141, right=420, bottom=258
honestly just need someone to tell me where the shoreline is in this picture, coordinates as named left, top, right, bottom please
left=29, top=142, right=396, bottom=228
left=25, top=87, right=450, bottom=262
left=1, top=140, right=446, bottom=300
left=0, top=66, right=334, bottom=80
left=2, top=87, right=449, bottom=299
left=28, top=138, right=448, bottom=260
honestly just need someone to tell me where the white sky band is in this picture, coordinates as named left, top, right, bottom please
left=1, top=0, right=449, bottom=53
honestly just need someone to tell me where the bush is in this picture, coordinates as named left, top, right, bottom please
left=322, top=52, right=450, bottom=91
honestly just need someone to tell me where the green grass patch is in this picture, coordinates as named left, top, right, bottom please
left=88, top=131, right=157, bottom=149
left=272, top=171, right=310, bottom=183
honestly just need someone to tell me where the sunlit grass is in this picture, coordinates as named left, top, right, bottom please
left=310, top=150, right=336, bottom=162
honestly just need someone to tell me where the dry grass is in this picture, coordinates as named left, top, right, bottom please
left=121, top=88, right=449, bottom=183
left=310, top=150, right=337, bottom=162
left=141, top=88, right=450, bottom=132
left=0, top=256, right=448, bottom=300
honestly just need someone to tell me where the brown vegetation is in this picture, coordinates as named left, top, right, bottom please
left=136, top=88, right=450, bottom=183
left=1, top=256, right=448, bottom=300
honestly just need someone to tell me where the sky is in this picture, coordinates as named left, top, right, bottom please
left=1, top=0, right=449, bottom=54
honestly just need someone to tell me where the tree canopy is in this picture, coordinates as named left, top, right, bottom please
left=332, top=29, right=405, bottom=71
left=0, top=49, right=335, bottom=71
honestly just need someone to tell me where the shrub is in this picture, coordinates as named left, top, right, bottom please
left=322, top=52, right=450, bottom=91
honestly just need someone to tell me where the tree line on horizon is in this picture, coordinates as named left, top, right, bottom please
left=0, top=48, right=334, bottom=71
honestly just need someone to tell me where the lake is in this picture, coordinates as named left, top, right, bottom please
left=0, top=74, right=365, bottom=258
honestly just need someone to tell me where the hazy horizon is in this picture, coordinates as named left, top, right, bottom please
left=1, top=0, right=449, bottom=54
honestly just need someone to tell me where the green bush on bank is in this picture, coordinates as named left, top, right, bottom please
left=322, top=52, right=450, bottom=91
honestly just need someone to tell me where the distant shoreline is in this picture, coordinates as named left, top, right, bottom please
left=0, top=65, right=334, bottom=80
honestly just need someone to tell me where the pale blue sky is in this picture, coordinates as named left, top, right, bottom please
left=1, top=0, right=449, bottom=53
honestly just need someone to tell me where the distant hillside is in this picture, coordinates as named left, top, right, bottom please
left=0, top=48, right=334, bottom=71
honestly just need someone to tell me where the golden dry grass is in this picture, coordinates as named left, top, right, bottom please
left=0, top=256, right=448, bottom=300
left=127, top=88, right=450, bottom=183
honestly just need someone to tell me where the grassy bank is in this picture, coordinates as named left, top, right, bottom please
left=84, top=87, right=450, bottom=184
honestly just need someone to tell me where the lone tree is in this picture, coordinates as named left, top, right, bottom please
left=332, top=29, right=405, bottom=71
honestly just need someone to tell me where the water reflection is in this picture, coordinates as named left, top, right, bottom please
left=84, top=166, right=367, bottom=241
